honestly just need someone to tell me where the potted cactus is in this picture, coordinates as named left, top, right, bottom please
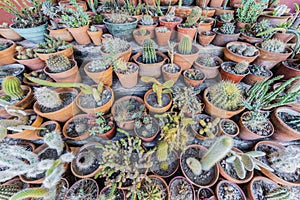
left=212, top=23, right=240, bottom=46
left=132, top=28, right=151, bottom=46
left=173, top=36, right=200, bottom=71
left=193, top=54, right=223, bottom=79
left=64, top=178, right=99, bottom=199
left=183, top=69, right=206, bottom=87
left=215, top=12, right=235, bottom=27
left=134, top=114, right=159, bottom=142
left=132, top=39, right=168, bottom=78
left=243, top=64, right=273, bottom=85
left=100, top=37, right=132, bottom=62
left=220, top=60, right=250, bottom=83
left=137, top=15, right=158, bottom=38
left=219, top=118, right=239, bottom=137
left=198, top=31, right=216, bottom=46
left=99, top=186, right=126, bottom=200
left=139, top=175, right=170, bottom=200
left=155, top=27, right=172, bottom=46
left=158, top=10, right=182, bottom=39
left=191, top=114, right=220, bottom=140
left=62, top=114, right=91, bottom=141
left=84, top=58, right=113, bottom=86
left=258, top=4, right=293, bottom=26
left=169, top=176, right=196, bottom=200
left=215, top=180, right=247, bottom=200
left=224, top=41, right=260, bottom=63
left=44, top=54, right=81, bottom=83
left=113, top=58, right=139, bottom=88
left=88, top=112, right=116, bottom=140
left=14, top=46, right=45, bottom=71
left=87, top=25, right=103, bottom=45
left=0, top=39, right=16, bottom=66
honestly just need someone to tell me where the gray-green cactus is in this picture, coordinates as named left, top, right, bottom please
left=142, top=39, right=157, bottom=64
left=34, top=87, right=63, bottom=109
left=140, top=15, right=154, bottom=25
left=197, top=57, right=217, bottom=67
left=220, top=23, right=235, bottom=34
left=260, top=39, right=286, bottom=53
left=178, top=36, right=192, bottom=55
left=220, top=13, right=234, bottom=23
left=46, top=54, right=72, bottom=73
left=234, top=60, right=249, bottom=74
left=184, top=6, right=202, bottom=27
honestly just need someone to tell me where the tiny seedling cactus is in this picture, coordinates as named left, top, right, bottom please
left=142, top=39, right=157, bottom=64
left=265, top=186, right=291, bottom=200
left=220, top=13, right=234, bottom=23
left=140, top=15, right=154, bottom=25
left=34, top=87, right=63, bottom=109
left=89, top=25, right=98, bottom=32
left=46, top=54, right=72, bottom=73
left=1, top=76, right=24, bottom=100
left=184, top=6, right=202, bottom=27
left=234, top=60, right=249, bottom=74
left=220, top=23, right=235, bottom=34
left=260, top=39, right=285, bottom=53
left=178, top=36, right=192, bottom=55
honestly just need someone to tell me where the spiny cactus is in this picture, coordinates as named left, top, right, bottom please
left=220, top=13, right=234, bottom=23
left=208, top=81, right=243, bottom=111
left=229, top=43, right=258, bottom=57
left=140, top=15, right=154, bottom=25
left=44, top=130, right=64, bottom=155
left=89, top=25, right=98, bottom=32
left=102, top=38, right=130, bottom=55
left=265, top=187, right=291, bottom=200
left=184, top=6, right=202, bottom=27
left=0, top=185, right=20, bottom=200
left=220, top=23, right=235, bottom=34
left=138, top=28, right=148, bottom=36
left=234, top=60, right=249, bottom=74
left=178, top=36, right=192, bottom=55
left=75, top=151, right=97, bottom=171
left=34, top=87, right=63, bottom=109
left=260, top=39, right=285, bottom=53
left=46, top=54, right=72, bottom=73
left=2, top=76, right=24, bottom=100
left=142, top=39, right=157, bottom=64
left=197, top=57, right=217, bottom=67
left=140, top=178, right=166, bottom=200
left=253, top=20, right=272, bottom=38
left=198, top=117, right=220, bottom=139
left=243, top=46, right=258, bottom=57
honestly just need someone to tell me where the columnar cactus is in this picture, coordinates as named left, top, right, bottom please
left=220, top=23, right=235, bottom=34
left=2, top=76, right=24, bottom=100
left=234, top=60, right=249, bottom=74
left=178, top=36, right=192, bottom=55
left=46, top=54, right=72, bottom=73
left=140, top=15, right=154, bottom=25
left=208, top=81, right=243, bottom=111
left=260, top=39, right=285, bottom=53
left=142, top=39, right=157, bottom=64
left=184, top=6, right=202, bottom=27
left=34, top=87, right=63, bottom=109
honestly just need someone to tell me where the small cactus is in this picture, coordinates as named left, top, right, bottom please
left=0, top=185, right=20, bottom=200
left=142, top=39, right=157, bottom=64
left=34, top=87, right=63, bottom=109
left=89, top=25, right=98, bottom=32
left=140, top=15, right=154, bottom=25
left=184, top=6, right=202, bottom=27
left=208, top=81, right=243, bottom=111
left=178, top=36, right=192, bottom=55
left=220, top=23, right=235, bottom=34
left=138, top=28, right=148, bottom=36
left=140, top=178, right=166, bottom=200
left=260, top=39, right=285, bottom=53
left=75, top=151, right=97, bottom=171
left=198, top=117, right=220, bottom=139
left=2, top=76, right=24, bottom=100
left=265, top=187, right=291, bottom=200
left=46, top=54, right=72, bottom=73
left=253, top=20, right=272, bottom=38
left=234, top=60, right=249, bottom=74
left=220, top=13, right=234, bottom=23
left=156, top=27, right=170, bottom=33
left=197, top=57, right=217, bottom=67
left=186, top=157, right=202, bottom=175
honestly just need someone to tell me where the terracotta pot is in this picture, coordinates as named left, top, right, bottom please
left=44, top=60, right=81, bottom=83
left=132, top=51, right=168, bottom=78
left=48, top=27, right=74, bottom=42
left=229, top=0, right=241, bottom=7
left=177, top=25, right=198, bottom=41
left=247, top=176, right=278, bottom=200
left=203, top=88, right=244, bottom=118
left=160, top=0, right=178, bottom=5
left=218, top=147, right=254, bottom=184
left=239, top=33, right=264, bottom=44
left=174, top=6, right=193, bottom=19
left=14, top=56, right=45, bottom=71
left=197, top=188, right=216, bottom=200
left=100, top=45, right=132, bottom=62
left=220, top=61, right=249, bottom=83
left=183, top=69, right=206, bottom=87
left=273, top=59, right=300, bottom=80
left=158, top=16, right=182, bottom=39
left=101, top=33, right=113, bottom=43
left=219, top=118, right=239, bottom=137
left=193, top=54, right=223, bottom=79
left=67, top=25, right=91, bottom=45
left=138, top=22, right=158, bottom=38
left=214, top=8, right=235, bottom=16
left=224, top=41, right=260, bottom=63
left=148, top=175, right=170, bottom=200
left=216, top=180, right=247, bottom=200
left=196, top=0, right=211, bottom=7
left=99, top=186, right=126, bottom=200
left=84, top=62, right=113, bottom=86
left=115, top=62, right=139, bottom=88
left=169, top=176, right=196, bottom=200
left=75, top=86, right=114, bottom=115
left=272, top=32, right=295, bottom=43
left=33, top=88, right=80, bottom=122
left=111, top=96, right=145, bottom=130
left=87, top=29, right=103, bottom=45
left=161, top=64, right=181, bottom=83
left=64, top=178, right=99, bottom=199
left=238, top=111, right=274, bottom=140
left=236, top=21, right=249, bottom=30
left=62, top=114, right=91, bottom=140
left=254, top=141, right=300, bottom=186
left=155, top=27, right=172, bottom=46
left=133, top=29, right=151, bottom=45
left=144, top=89, right=172, bottom=113
left=180, top=144, right=219, bottom=188
left=173, top=45, right=200, bottom=71
left=271, top=106, right=300, bottom=142
left=36, top=47, right=74, bottom=61
left=0, top=39, right=16, bottom=65
left=254, top=43, right=293, bottom=69
left=0, top=27, right=22, bottom=41
left=258, top=11, right=293, bottom=26
left=59, top=0, right=88, bottom=11
left=36, top=120, right=61, bottom=139
left=243, top=67, right=273, bottom=85
left=143, top=0, right=155, bottom=5
left=190, top=114, right=220, bottom=140
left=209, top=0, right=224, bottom=7
left=134, top=117, right=159, bottom=142
left=198, top=31, right=216, bottom=46
left=92, top=116, right=115, bottom=139
left=6, top=109, right=43, bottom=140
left=212, top=29, right=240, bottom=47
left=201, top=8, right=216, bottom=17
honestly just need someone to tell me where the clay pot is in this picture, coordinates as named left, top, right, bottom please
left=100, top=45, right=132, bottom=62
left=44, top=60, right=81, bottom=83
left=0, top=39, right=16, bottom=65
left=87, top=29, right=103, bottom=45
left=138, top=22, right=158, bottom=38
left=229, top=0, right=241, bottom=7
left=258, top=11, right=293, bottom=26
left=273, top=59, right=300, bottom=80
left=219, top=118, right=239, bottom=137
left=203, top=88, right=244, bottom=118
left=84, top=62, right=113, bottom=86
left=193, top=54, right=223, bottom=79
left=243, top=66, right=273, bottom=85
left=215, top=18, right=235, bottom=28
left=190, top=114, right=220, bottom=140
left=115, top=62, right=139, bottom=88
left=216, top=180, right=247, bottom=200
left=0, top=27, right=22, bottom=41
left=160, top=0, right=178, bottom=5
left=48, top=27, right=73, bottom=42
left=33, top=88, right=80, bottom=122
left=36, top=46, right=74, bottom=61
left=177, top=25, right=198, bottom=41
left=196, top=0, right=211, bottom=7
left=238, top=111, right=274, bottom=140
left=220, top=61, right=249, bottom=83
left=134, top=117, right=159, bottom=142
left=180, top=144, right=219, bottom=188
left=209, top=0, right=224, bottom=7
left=144, top=89, right=173, bottom=113
left=254, top=43, right=293, bottom=69
left=158, top=16, right=182, bottom=39
left=183, top=69, right=206, bottom=87
left=224, top=41, right=260, bottom=63
left=36, top=120, right=61, bottom=139
left=132, top=51, right=168, bottom=78
left=239, top=33, right=264, bottom=44
left=169, top=176, right=196, bottom=200
left=174, top=6, right=193, bottom=19
left=214, top=8, right=235, bottom=16
left=62, top=114, right=91, bottom=141
left=236, top=21, right=249, bottom=30
left=67, top=25, right=91, bottom=45
left=197, top=188, right=216, bottom=200
left=201, top=8, right=216, bottom=17
left=155, top=27, right=172, bottom=46
left=198, top=18, right=215, bottom=32
left=161, top=64, right=181, bottom=83
left=247, top=176, right=278, bottom=200
left=212, top=29, right=240, bottom=47
left=133, top=29, right=151, bottom=45
left=271, top=106, right=300, bottom=142
left=173, top=45, right=200, bottom=71
left=99, top=186, right=126, bottom=200
left=101, top=33, right=113, bottom=43
left=272, top=32, right=295, bottom=43
left=64, top=178, right=99, bottom=199
left=75, top=86, right=114, bottom=115
left=148, top=175, right=170, bottom=200
left=14, top=56, right=45, bottom=71
left=198, top=31, right=216, bottom=46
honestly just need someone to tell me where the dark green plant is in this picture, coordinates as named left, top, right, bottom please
left=219, top=13, right=234, bottom=23
left=91, top=14, right=105, bottom=25
left=252, top=20, right=273, bottom=38
left=88, top=112, right=112, bottom=136
left=183, top=6, right=202, bottom=27
left=220, top=23, right=235, bottom=34
left=61, top=0, right=89, bottom=28
left=142, top=39, right=157, bottom=64
left=236, top=0, right=265, bottom=24
left=35, top=34, right=72, bottom=54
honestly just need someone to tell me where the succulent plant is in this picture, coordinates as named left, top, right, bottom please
left=197, top=57, right=218, bottom=67
left=15, top=46, right=37, bottom=60
left=102, top=37, right=130, bottom=55
left=88, top=58, right=111, bottom=73
left=46, top=54, right=72, bottom=73
left=134, top=114, right=155, bottom=135
left=229, top=43, right=258, bottom=57
left=234, top=60, right=249, bottom=74
left=138, top=28, right=148, bottom=36
left=265, top=186, right=291, bottom=200
left=140, top=15, right=154, bottom=25
left=178, top=36, right=192, bottom=55
left=208, top=81, right=243, bottom=111
left=142, top=39, right=157, bottom=64
left=197, top=117, right=220, bottom=139
left=2, top=76, right=24, bottom=100
left=106, top=12, right=133, bottom=23
left=88, top=112, right=112, bottom=136
left=89, top=25, right=98, bottom=32
left=260, top=39, right=286, bottom=53
left=75, top=151, right=97, bottom=171
left=253, top=20, right=273, bottom=38
left=219, top=13, right=234, bottom=23
left=156, top=27, right=170, bottom=33
left=184, top=6, right=202, bottom=27
left=220, top=23, right=235, bottom=34
left=35, top=34, right=72, bottom=54
left=34, top=87, right=63, bottom=109
left=140, top=178, right=166, bottom=200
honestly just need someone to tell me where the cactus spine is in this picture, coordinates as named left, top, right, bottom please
left=142, top=39, right=157, bottom=64
left=34, top=87, right=63, bottom=109
left=46, top=54, right=72, bottom=73
left=184, top=6, right=202, bottom=27
left=178, top=36, right=192, bottom=55
left=2, top=76, right=24, bottom=100
left=0, top=185, right=20, bottom=200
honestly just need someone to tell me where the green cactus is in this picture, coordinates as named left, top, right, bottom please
left=198, top=117, right=220, bottom=139
left=234, top=60, right=249, bottom=74
left=265, top=187, right=291, bottom=200
left=220, top=13, right=234, bottom=23
left=138, top=28, right=148, bottom=36
left=140, top=15, right=154, bottom=25
left=1, top=76, right=24, bottom=100
left=35, top=34, right=72, bottom=54
left=46, top=54, right=72, bottom=73
left=208, top=81, right=243, bottom=111
left=260, top=39, right=285, bottom=53
left=178, top=36, right=192, bottom=55
left=10, top=188, right=48, bottom=200
left=197, top=57, right=217, bottom=67
left=34, top=87, right=63, bottom=109
left=184, top=6, right=202, bottom=27
left=140, top=178, right=166, bottom=200
left=220, top=23, right=235, bottom=34
left=0, top=185, right=20, bottom=200
left=253, top=20, right=273, bottom=38
left=142, top=39, right=157, bottom=64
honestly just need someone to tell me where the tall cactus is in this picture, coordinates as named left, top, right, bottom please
left=142, top=39, right=157, bottom=64
left=178, top=36, right=192, bottom=55
left=184, top=6, right=202, bottom=27
left=2, top=76, right=24, bottom=100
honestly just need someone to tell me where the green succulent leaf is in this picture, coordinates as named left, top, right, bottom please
left=245, top=151, right=266, bottom=157
left=241, top=154, right=254, bottom=171
left=233, top=157, right=246, bottom=179
left=226, top=155, right=236, bottom=163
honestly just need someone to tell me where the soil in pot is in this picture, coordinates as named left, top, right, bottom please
left=183, top=69, right=205, bottom=81
left=191, top=114, right=219, bottom=139
left=217, top=181, right=246, bottom=200
left=38, top=122, right=57, bottom=137
left=99, top=187, right=125, bottom=200
left=277, top=111, right=300, bottom=132
left=198, top=188, right=215, bottom=200
left=241, top=112, right=273, bottom=137
left=251, top=179, right=278, bottom=200
left=150, top=151, right=179, bottom=177
left=219, top=119, right=239, bottom=136
left=65, top=116, right=90, bottom=138
left=169, top=177, right=194, bottom=200
left=77, top=89, right=112, bottom=109
left=135, top=116, right=159, bottom=140
left=146, top=92, right=171, bottom=108
left=221, top=61, right=249, bottom=77
left=39, top=92, right=76, bottom=113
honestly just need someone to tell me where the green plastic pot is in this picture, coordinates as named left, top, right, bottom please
left=10, top=23, right=48, bottom=44
left=103, top=18, right=137, bottom=41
